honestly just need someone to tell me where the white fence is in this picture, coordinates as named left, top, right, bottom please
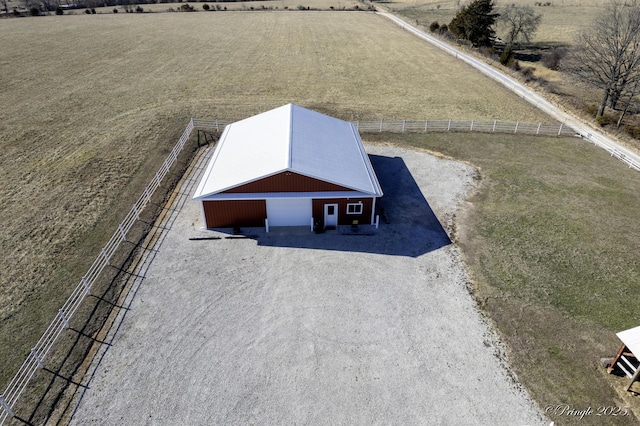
left=575, top=128, right=640, bottom=171
left=0, top=119, right=196, bottom=425
left=191, top=118, right=576, bottom=137
left=353, top=119, right=574, bottom=136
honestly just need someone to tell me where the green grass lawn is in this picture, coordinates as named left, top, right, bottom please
left=364, top=131, right=640, bottom=424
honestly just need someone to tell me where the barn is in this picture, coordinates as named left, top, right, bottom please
left=192, top=104, right=383, bottom=231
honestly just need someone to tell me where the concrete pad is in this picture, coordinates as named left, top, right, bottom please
left=69, top=144, right=545, bottom=425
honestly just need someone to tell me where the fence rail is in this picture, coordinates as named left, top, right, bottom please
left=191, top=118, right=576, bottom=137
left=353, top=119, right=574, bottom=136
left=0, top=119, right=196, bottom=425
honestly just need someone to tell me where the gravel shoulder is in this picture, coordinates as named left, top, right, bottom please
left=69, top=144, right=546, bottom=425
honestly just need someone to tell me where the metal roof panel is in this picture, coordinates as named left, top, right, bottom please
left=193, top=104, right=383, bottom=200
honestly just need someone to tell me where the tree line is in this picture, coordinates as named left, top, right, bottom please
left=4, top=0, right=269, bottom=14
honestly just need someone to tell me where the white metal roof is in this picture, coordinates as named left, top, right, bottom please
left=193, top=104, right=383, bottom=200
left=617, top=326, right=640, bottom=356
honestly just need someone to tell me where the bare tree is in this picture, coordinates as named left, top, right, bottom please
left=563, top=0, right=640, bottom=117
left=616, top=80, right=640, bottom=127
left=499, top=5, right=542, bottom=46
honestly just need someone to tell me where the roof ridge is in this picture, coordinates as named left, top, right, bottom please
left=287, top=103, right=294, bottom=169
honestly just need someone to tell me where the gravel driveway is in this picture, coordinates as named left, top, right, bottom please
left=69, top=144, right=545, bottom=425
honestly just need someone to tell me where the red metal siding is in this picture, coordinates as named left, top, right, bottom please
left=203, top=200, right=266, bottom=228
left=223, top=172, right=353, bottom=193
left=312, top=198, right=374, bottom=227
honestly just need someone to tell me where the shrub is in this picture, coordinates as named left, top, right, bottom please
left=55, top=6, right=63, bottom=14
left=113, top=8, right=118, bottom=12
left=30, top=7, right=40, bottom=15
left=520, top=66, right=535, bottom=82
left=479, top=46, right=495, bottom=56
left=202, top=3, right=209, bottom=10
left=438, top=24, right=448, bottom=34
left=585, top=104, right=599, bottom=117
left=179, top=3, right=194, bottom=11
left=430, top=21, right=440, bottom=33
left=136, top=5, right=143, bottom=12
left=499, top=45, right=515, bottom=66
left=541, top=48, right=565, bottom=71
left=91, top=8, right=96, bottom=13
left=624, top=124, right=640, bottom=139
left=595, top=111, right=619, bottom=126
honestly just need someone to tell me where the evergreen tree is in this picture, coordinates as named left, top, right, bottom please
left=450, top=0, right=500, bottom=47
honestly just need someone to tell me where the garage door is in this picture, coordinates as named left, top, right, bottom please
left=266, top=198, right=312, bottom=227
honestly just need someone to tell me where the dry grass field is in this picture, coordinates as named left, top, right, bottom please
left=0, top=11, right=551, bottom=392
left=386, top=0, right=607, bottom=45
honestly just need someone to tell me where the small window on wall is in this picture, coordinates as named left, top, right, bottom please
left=346, top=202, right=363, bottom=215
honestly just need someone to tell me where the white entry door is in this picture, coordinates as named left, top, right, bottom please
left=324, top=203, right=338, bottom=229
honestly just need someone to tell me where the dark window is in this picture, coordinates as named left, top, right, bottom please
left=347, top=202, right=363, bottom=214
